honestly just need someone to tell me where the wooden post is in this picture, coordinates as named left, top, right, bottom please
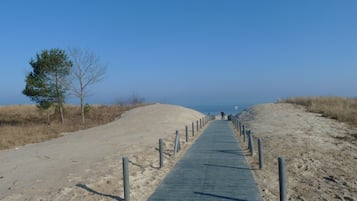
left=174, top=131, right=179, bottom=156
left=159, top=139, right=163, bottom=168
left=192, top=122, right=195, bottom=136
left=242, top=125, right=245, bottom=136
left=279, top=157, right=286, bottom=201
left=177, top=130, right=181, bottom=151
left=247, top=130, right=251, bottom=149
left=243, top=130, right=246, bottom=142
left=258, top=138, right=263, bottom=169
left=249, top=131, right=254, bottom=156
left=185, top=126, right=188, bottom=142
left=122, top=157, right=130, bottom=201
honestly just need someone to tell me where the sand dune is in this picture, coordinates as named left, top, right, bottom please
left=238, top=103, right=357, bottom=201
left=0, top=103, right=205, bottom=201
left=5, top=102, right=355, bottom=200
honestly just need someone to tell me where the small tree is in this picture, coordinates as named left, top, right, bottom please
left=68, top=48, right=106, bottom=123
left=23, top=48, right=72, bottom=124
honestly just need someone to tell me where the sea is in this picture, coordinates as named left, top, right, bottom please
left=185, top=104, right=253, bottom=116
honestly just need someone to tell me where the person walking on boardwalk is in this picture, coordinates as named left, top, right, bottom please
left=221, top=111, right=225, bottom=120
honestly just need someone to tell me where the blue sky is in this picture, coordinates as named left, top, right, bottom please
left=0, top=0, right=356, bottom=106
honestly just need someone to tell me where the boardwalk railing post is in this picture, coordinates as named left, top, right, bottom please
left=278, top=157, right=286, bottom=201
left=174, top=131, right=179, bottom=156
left=196, top=120, right=199, bottom=132
left=122, top=157, right=130, bottom=201
left=247, top=130, right=251, bottom=149
left=258, top=138, right=263, bottom=169
left=177, top=130, right=181, bottom=151
left=200, top=119, right=202, bottom=129
left=249, top=131, right=254, bottom=156
left=243, top=129, right=246, bottom=142
left=192, top=122, right=195, bottom=136
left=159, top=139, right=163, bottom=168
left=242, top=125, right=245, bottom=136
left=185, top=126, right=188, bottom=142
left=239, top=121, right=242, bottom=135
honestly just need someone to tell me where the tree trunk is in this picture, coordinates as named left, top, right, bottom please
left=58, top=93, right=64, bottom=124
left=46, top=109, right=50, bottom=125
left=60, top=105, right=64, bottom=124
left=55, top=74, right=64, bottom=124
left=80, top=95, right=85, bottom=124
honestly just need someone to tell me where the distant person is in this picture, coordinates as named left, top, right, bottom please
left=221, top=112, right=225, bottom=120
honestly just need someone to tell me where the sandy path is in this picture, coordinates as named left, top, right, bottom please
left=0, top=103, right=205, bottom=201
left=238, top=103, right=357, bottom=201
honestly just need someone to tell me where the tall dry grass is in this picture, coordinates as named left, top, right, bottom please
left=0, top=104, right=145, bottom=150
left=281, top=96, right=357, bottom=125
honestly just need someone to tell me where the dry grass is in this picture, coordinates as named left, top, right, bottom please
left=280, top=96, right=357, bottom=125
left=0, top=104, right=145, bottom=150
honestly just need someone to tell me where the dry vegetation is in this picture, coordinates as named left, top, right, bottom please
left=0, top=104, right=145, bottom=150
left=281, top=96, right=357, bottom=126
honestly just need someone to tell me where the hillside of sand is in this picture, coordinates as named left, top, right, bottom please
left=0, top=103, right=205, bottom=201
left=238, top=103, right=357, bottom=201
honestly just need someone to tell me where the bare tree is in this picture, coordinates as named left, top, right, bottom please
left=68, top=48, right=106, bottom=123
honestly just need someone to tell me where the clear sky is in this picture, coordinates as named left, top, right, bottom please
left=1, top=0, right=356, bottom=106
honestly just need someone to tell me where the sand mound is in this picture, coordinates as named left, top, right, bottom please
left=238, top=103, right=357, bottom=201
left=0, top=103, right=205, bottom=201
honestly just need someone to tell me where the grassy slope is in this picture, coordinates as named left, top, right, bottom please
left=0, top=104, right=144, bottom=150
left=281, top=96, right=357, bottom=126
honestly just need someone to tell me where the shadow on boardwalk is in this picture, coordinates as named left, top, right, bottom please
left=194, top=192, right=250, bottom=201
left=204, top=163, right=255, bottom=171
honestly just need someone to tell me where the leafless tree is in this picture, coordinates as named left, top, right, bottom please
left=68, top=48, right=106, bottom=123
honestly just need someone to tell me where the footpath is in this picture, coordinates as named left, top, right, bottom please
left=148, top=120, right=263, bottom=201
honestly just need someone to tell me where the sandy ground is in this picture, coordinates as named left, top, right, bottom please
left=237, top=103, right=357, bottom=201
left=0, top=103, right=206, bottom=201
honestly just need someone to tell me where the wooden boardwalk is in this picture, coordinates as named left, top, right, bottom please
left=147, top=120, right=263, bottom=201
